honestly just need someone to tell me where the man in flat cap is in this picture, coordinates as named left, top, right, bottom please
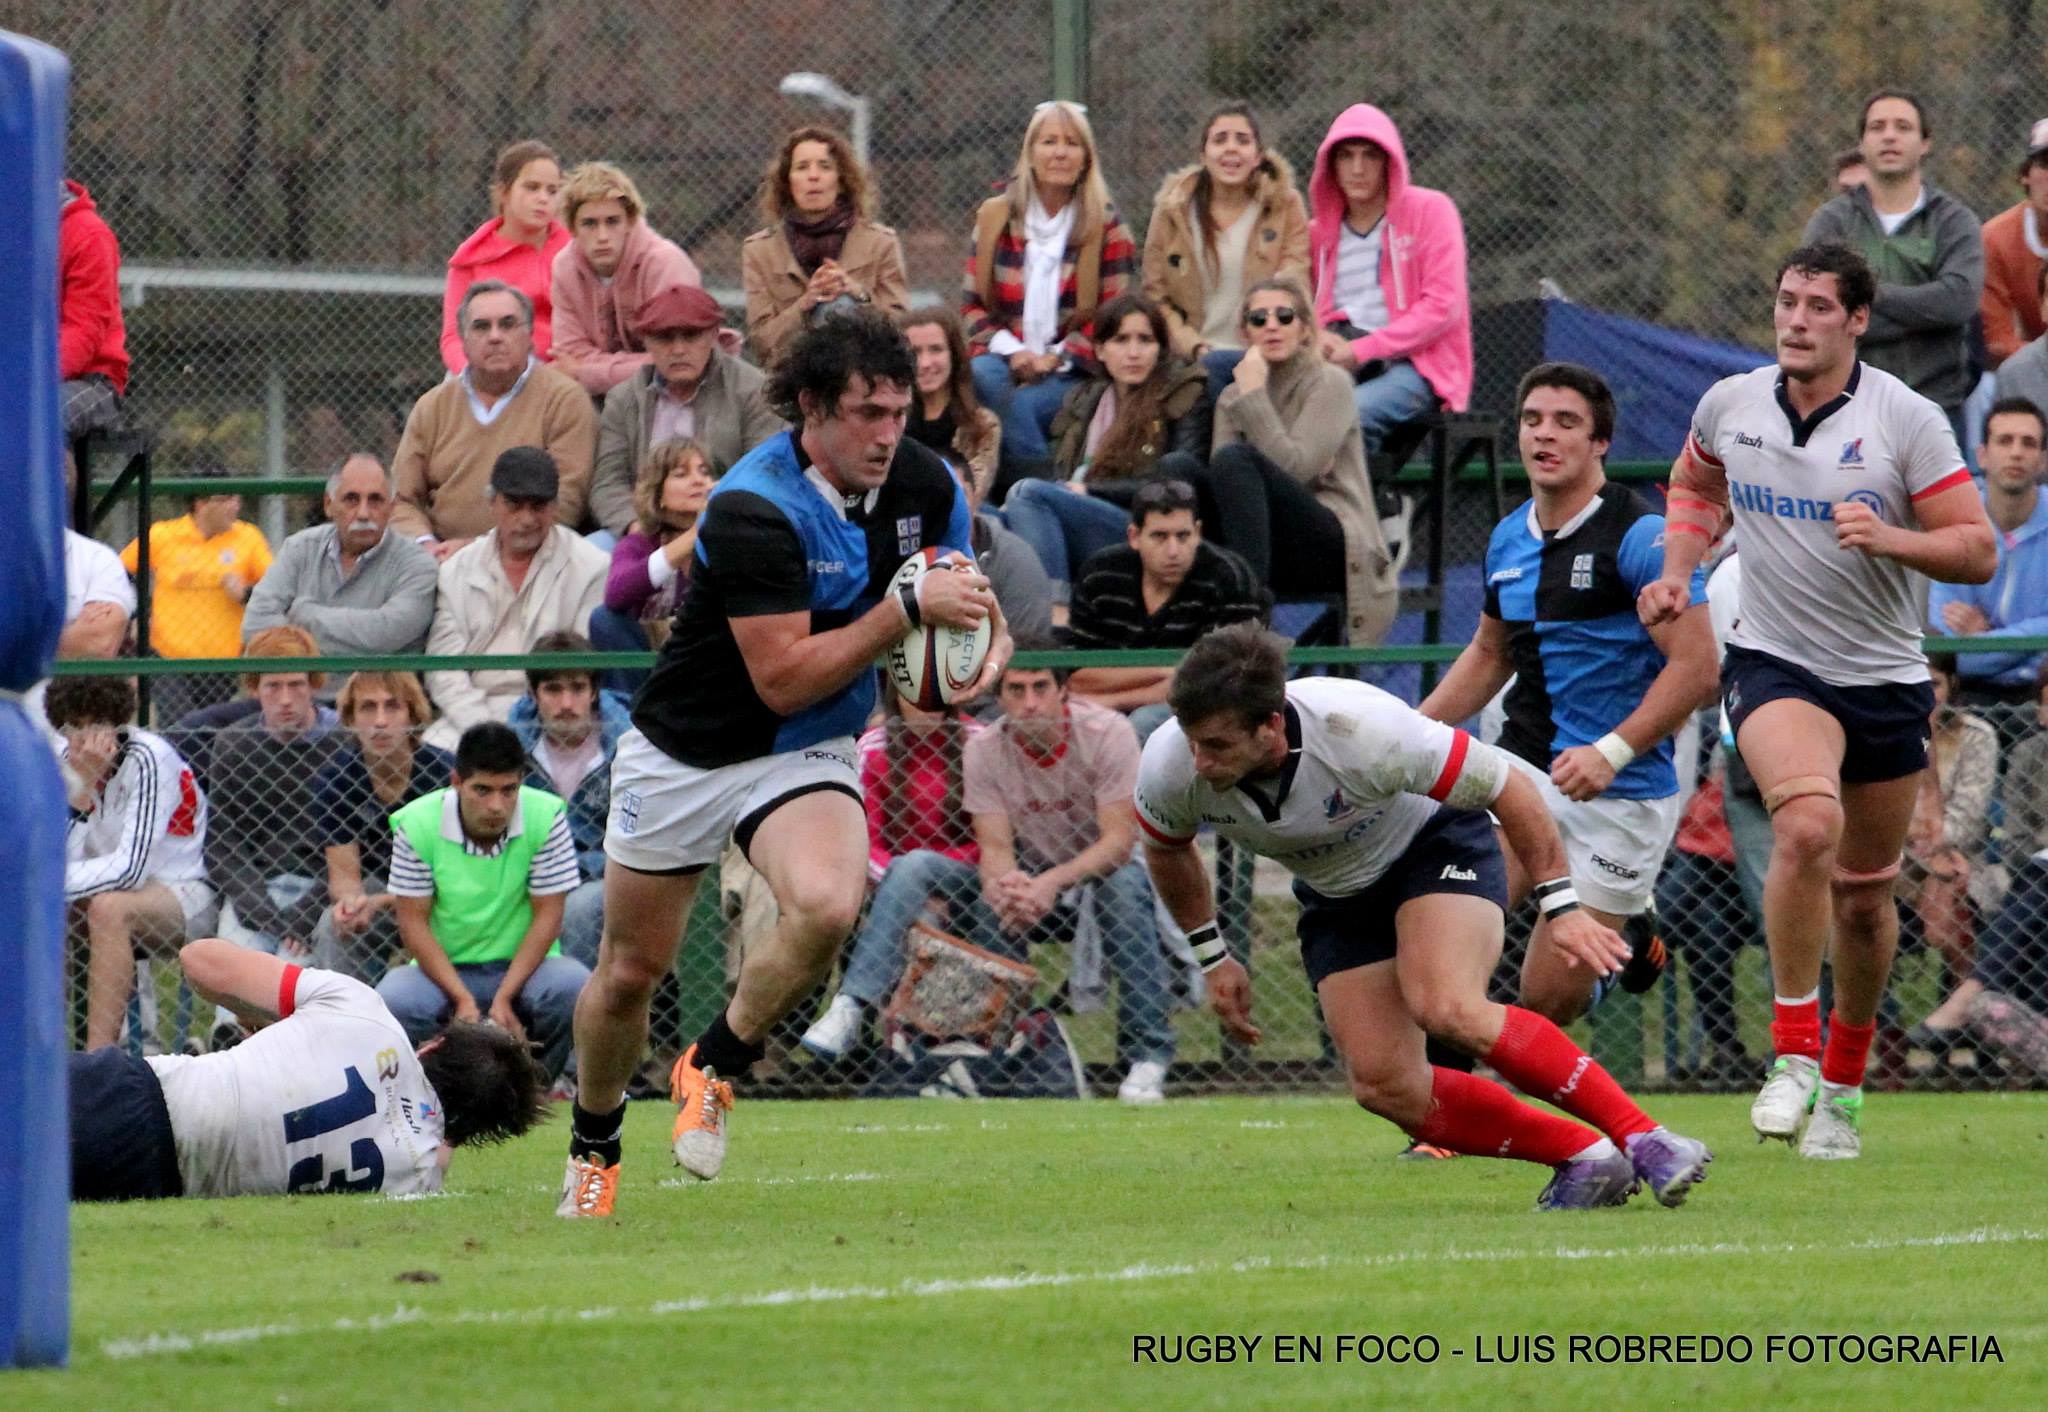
left=588, top=285, right=786, bottom=540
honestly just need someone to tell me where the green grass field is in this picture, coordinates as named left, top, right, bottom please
left=12, top=1093, right=2047, bottom=1410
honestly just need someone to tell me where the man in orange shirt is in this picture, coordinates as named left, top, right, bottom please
left=120, top=461, right=274, bottom=719
left=1980, top=119, right=2048, bottom=370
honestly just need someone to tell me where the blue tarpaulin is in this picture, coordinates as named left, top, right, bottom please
left=1543, top=299, right=1772, bottom=462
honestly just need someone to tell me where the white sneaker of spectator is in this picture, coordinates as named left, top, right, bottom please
left=800, top=994, right=865, bottom=1061
left=1117, top=1059, right=1167, bottom=1105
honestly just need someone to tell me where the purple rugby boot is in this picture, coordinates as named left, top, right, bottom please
left=1624, top=1127, right=1713, bottom=1207
left=1534, top=1148, right=1639, bottom=1211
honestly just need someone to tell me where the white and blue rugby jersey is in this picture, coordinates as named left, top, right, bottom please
left=632, top=430, right=972, bottom=768
left=1135, top=677, right=1496, bottom=898
left=1688, top=361, right=1970, bottom=686
left=1483, top=482, right=1704, bottom=799
left=146, top=966, right=445, bottom=1198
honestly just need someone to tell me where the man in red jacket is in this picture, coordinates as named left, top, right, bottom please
left=61, top=178, right=130, bottom=438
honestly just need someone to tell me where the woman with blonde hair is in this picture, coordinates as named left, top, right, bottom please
left=741, top=125, right=909, bottom=362
left=311, top=671, right=449, bottom=978
left=960, top=100, right=1136, bottom=462
left=591, top=439, right=717, bottom=685
left=440, top=139, right=569, bottom=373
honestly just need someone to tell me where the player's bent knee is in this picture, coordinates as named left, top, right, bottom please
left=1346, top=1063, right=1414, bottom=1118
left=781, top=887, right=865, bottom=947
left=1770, top=797, right=1843, bottom=866
left=594, top=942, right=669, bottom=1003
left=1405, top=992, right=1492, bottom=1053
left=1831, top=868, right=1901, bottom=934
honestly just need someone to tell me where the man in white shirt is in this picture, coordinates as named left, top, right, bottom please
left=424, top=448, right=608, bottom=750
left=61, top=526, right=133, bottom=661
left=1646, top=241, right=1996, bottom=1159
left=69, top=937, right=545, bottom=1199
left=50, top=675, right=216, bottom=1051
left=1138, top=624, right=1710, bottom=1211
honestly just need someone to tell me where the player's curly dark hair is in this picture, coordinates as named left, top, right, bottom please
left=419, top=1021, right=548, bottom=1147
left=1169, top=622, right=1288, bottom=731
left=1777, top=242, right=1877, bottom=317
left=44, top=675, right=137, bottom=730
left=767, top=307, right=915, bottom=424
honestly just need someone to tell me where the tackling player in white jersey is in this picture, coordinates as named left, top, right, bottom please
left=1138, top=624, right=1711, bottom=1210
left=1642, top=242, right=1996, bottom=1158
left=69, top=938, right=546, bottom=1200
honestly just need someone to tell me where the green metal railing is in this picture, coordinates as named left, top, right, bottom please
left=49, top=638, right=2048, bottom=680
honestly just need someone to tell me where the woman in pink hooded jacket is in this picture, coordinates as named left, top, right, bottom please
left=1306, top=104, right=1473, bottom=455
left=439, top=140, right=571, bottom=374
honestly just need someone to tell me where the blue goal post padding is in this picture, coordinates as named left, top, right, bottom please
left=0, top=28, right=73, bottom=1372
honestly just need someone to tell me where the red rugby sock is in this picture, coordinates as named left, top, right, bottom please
left=1414, top=1065, right=1599, bottom=1167
left=1820, top=1011, right=1876, bottom=1088
left=1771, top=996, right=1824, bottom=1061
left=1483, top=1005, right=1657, bottom=1143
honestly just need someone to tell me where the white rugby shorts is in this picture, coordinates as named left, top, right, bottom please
left=604, top=728, right=861, bottom=873
left=1503, top=753, right=1679, bottom=916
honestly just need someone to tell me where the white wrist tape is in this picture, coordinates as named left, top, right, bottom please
left=1186, top=922, right=1229, bottom=972
left=1592, top=732, right=1636, bottom=771
left=1533, top=877, right=1581, bottom=918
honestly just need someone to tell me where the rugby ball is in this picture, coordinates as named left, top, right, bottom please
left=885, top=548, right=993, bottom=709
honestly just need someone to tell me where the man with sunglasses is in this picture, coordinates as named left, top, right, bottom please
left=1067, top=479, right=1270, bottom=742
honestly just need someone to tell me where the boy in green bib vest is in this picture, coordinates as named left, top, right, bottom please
left=376, top=722, right=591, bottom=1078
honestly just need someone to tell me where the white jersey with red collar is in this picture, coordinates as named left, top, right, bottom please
left=1687, top=360, right=1970, bottom=686
left=146, top=966, right=446, bottom=1198
left=1134, top=676, right=1505, bottom=898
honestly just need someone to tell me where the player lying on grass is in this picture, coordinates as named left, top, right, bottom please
left=1137, top=623, right=1712, bottom=1210
left=69, top=937, right=546, bottom=1200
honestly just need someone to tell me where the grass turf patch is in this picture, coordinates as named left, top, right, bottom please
left=12, top=1092, right=2046, bottom=1410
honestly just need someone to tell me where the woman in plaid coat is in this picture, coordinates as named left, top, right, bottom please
left=961, top=100, right=1136, bottom=469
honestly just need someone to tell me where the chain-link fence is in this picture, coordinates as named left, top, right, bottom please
left=22, top=1, right=2048, bottom=482
left=60, top=687, right=2048, bottom=1098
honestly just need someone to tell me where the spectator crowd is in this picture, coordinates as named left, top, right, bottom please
left=48, top=87, right=2048, bottom=1093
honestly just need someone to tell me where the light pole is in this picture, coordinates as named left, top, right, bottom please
left=776, top=71, right=871, bottom=169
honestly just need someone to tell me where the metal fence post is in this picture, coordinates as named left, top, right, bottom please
left=1050, top=0, right=1089, bottom=104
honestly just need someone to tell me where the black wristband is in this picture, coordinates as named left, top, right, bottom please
left=896, top=580, right=922, bottom=629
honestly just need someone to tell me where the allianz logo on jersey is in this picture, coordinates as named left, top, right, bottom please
left=1729, top=480, right=1889, bottom=523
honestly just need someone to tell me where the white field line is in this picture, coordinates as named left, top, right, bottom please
left=96, top=1226, right=2043, bottom=1363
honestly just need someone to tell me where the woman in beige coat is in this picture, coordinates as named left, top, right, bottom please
left=741, top=125, right=909, bottom=363
left=1143, top=103, right=1310, bottom=390
left=1199, top=277, right=1397, bottom=643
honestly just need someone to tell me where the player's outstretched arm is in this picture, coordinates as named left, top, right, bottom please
left=179, top=937, right=293, bottom=1029
left=1834, top=482, right=1996, bottom=585
left=1418, top=612, right=1514, bottom=725
left=1143, top=833, right=1258, bottom=1044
